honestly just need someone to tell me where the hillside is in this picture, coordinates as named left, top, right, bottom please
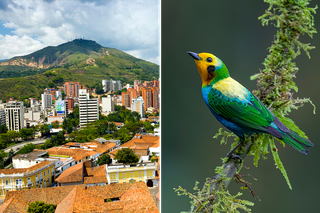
left=0, top=39, right=159, bottom=100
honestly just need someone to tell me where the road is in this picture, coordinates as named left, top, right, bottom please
left=3, top=138, right=47, bottom=153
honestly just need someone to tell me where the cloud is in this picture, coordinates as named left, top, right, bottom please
left=0, top=0, right=159, bottom=64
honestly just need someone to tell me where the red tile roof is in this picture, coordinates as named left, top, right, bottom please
left=55, top=162, right=84, bottom=184
left=1, top=183, right=158, bottom=212
left=0, top=161, right=53, bottom=175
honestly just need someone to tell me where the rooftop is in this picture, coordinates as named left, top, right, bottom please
left=0, top=161, right=53, bottom=175
left=12, top=151, right=48, bottom=161
left=47, top=147, right=98, bottom=162
left=0, top=182, right=159, bottom=212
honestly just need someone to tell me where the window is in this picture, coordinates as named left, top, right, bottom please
left=139, top=172, right=143, bottom=178
left=28, top=177, right=31, bottom=183
left=44, top=171, right=46, bottom=176
left=15, top=179, right=19, bottom=185
left=130, top=172, right=134, bottom=178
left=5, top=180, right=9, bottom=185
left=122, top=173, right=126, bottom=180
left=48, top=169, right=50, bottom=174
left=36, top=175, right=38, bottom=181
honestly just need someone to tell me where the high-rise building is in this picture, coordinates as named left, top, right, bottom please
left=0, top=109, right=5, bottom=126
left=102, top=79, right=121, bottom=92
left=121, top=92, right=131, bottom=108
left=64, top=82, right=82, bottom=98
left=44, top=88, right=57, bottom=100
left=56, top=91, right=62, bottom=100
left=141, top=87, right=159, bottom=111
left=66, top=98, right=75, bottom=111
left=41, top=94, right=52, bottom=109
left=131, top=97, right=145, bottom=118
left=79, top=89, right=99, bottom=127
left=152, top=87, right=160, bottom=109
left=56, top=100, right=69, bottom=116
left=4, top=101, right=24, bottom=132
left=102, top=95, right=115, bottom=113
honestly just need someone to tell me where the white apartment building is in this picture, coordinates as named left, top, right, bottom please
left=4, top=101, right=24, bottom=132
left=41, top=94, right=52, bottom=109
left=0, top=109, right=5, bottom=126
left=79, top=89, right=99, bottom=127
left=131, top=97, right=145, bottom=118
left=56, top=91, right=62, bottom=100
left=101, top=95, right=115, bottom=113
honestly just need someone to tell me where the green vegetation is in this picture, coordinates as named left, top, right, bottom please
left=38, top=132, right=66, bottom=150
left=0, top=150, right=8, bottom=169
left=114, top=148, right=139, bottom=164
left=177, top=0, right=317, bottom=212
left=97, top=154, right=112, bottom=165
left=0, top=127, right=37, bottom=149
left=16, top=143, right=36, bottom=155
left=68, top=106, right=152, bottom=144
left=27, top=201, right=56, bottom=213
left=62, top=106, right=79, bottom=134
left=0, top=39, right=159, bottom=101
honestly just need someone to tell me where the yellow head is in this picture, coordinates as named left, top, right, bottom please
left=188, top=51, right=229, bottom=86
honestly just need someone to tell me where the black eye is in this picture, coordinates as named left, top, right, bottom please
left=206, top=57, right=213, bottom=63
left=207, top=65, right=215, bottom=73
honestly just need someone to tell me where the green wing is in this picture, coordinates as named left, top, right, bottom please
left=208, top=89, right=274, bottom=131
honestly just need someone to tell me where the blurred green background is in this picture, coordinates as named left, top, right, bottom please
left=161, top=0, right=320, bottom=212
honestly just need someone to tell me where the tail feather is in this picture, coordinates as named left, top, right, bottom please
left=281, top=131, right=314, bottom=155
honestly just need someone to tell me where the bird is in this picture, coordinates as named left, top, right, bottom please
left=187, top=51, right=313, bottom=158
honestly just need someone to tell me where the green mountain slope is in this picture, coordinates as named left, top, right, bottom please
left=0, top=39, right=159, bottom=101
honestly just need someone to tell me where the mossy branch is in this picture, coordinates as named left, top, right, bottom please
left=176, top=0, right=317, bottom=212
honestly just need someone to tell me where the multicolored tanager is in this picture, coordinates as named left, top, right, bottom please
left=188, top=51, right=313, bottom=156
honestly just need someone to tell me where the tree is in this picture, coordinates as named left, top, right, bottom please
left=27, top=201, right=56, bottom=213
left=0, top=125, right=7, bottom=134
left=16, top=143, right=35, bottom=155
left=0, top=150, right=8, bottom=169
left=19, top=128, right=35, bottom=140
left=50, top=132, right=65, bottom=146
left=114, top=148, right=139, bottom=164
left=40, top=124, right=50, bottom=137
left=6, top=130, right=19, bottom=142
left=97, top=154, right=112, bottom=165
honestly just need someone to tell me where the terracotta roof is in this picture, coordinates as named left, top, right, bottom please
left=84, top=140, right=117, bottom=154
left=83, top=165, right=108, bottom=184
left=111, top=122, right=124, bottom=126
left=55, top=162, right=84, bottom=183
left=0, top=161, right=52, bottom=175
left=2, top=185, right=84, bottom=213
left=47, top=147, right=97, bottom=162
left=1, top=182, right=158, bottom=212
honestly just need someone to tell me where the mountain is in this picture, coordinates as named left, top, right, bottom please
left=0, top=39, right=159, bottom=100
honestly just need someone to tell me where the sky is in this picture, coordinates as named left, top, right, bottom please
left=0, top=0, right=159, bottom=64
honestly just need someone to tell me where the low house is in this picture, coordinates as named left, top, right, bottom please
left=47, top=146, right=100, bottom=164
left=0, top=161, right=56, bottom=199
left=106, top=162, right=157, bottom=187
left=0, top=182, right=158, bottom=212
left=55, top=160, right=108, bottom=187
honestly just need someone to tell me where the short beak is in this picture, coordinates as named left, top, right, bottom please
left=187, top=51, right=201, bottom=60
